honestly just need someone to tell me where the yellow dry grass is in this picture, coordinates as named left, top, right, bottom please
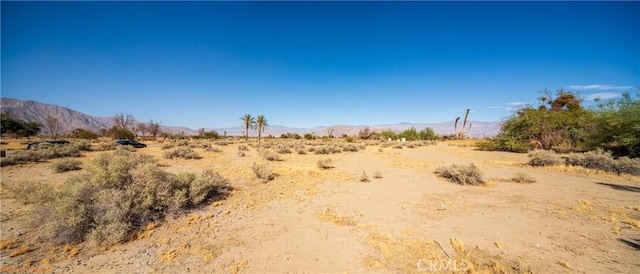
left=315, top=206, right=358, bottom=226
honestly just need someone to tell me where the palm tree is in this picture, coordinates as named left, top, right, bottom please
left=240, top=114, right=256, bottom=140
left=256, top=115, right=269, bottom=141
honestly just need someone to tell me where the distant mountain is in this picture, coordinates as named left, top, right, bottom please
left=1, top=98, right=111, bottom=132
left=0, top=98, right=502, bottom=137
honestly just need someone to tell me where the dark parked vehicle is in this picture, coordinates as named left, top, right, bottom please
left=115, top=140, right=147, bottom=148
left=26, top=140, right=70, bottom=149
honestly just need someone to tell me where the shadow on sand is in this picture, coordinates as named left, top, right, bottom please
left=596, top=182, right=640, bottom=193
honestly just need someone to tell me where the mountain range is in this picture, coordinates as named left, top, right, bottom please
left=0, top=98, right=502, bottom=138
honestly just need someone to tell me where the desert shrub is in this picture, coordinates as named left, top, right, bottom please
left=28, top=150, right=229, bottom=246
left=314, top=146, right=330, bottom=155
left=307, top=146, right=316, bottom=153
left=73, top=140, right=92, bottom=151
left=373, top=171, right=383, bottom=179
left=53, top=158, right=82, bottom=173
left=317, top=157, right=334, bottom=169
left=565, top=149, right=640, bottom=175
left=615, top=157, right=640, bottom=176
left=296, top=147, right=307, bottom=154
left=393, top=144, right=403, bottom=149
left=206, top=147, right=222, bottom=153
left=96, top=141, right=117, bottom=151
left=162, top=143, right=175, bottom=150
left=406, top=144, right=416, bottom=149
left=2, top=180, right=55, bottom=205
left=237, top=151, right=245, bottom=157
left=359, top=171, right=370, bottom=182
left=163, top=147, right=201, bottom=159
left=435, top=163, right=485, bottom=185
left=190, top=141, right=212, bottom=149
left=260, top=149, right=282, bottom=161
left=0, top=144, right=82, bottom=167
left=238, top=145, right=249, bottom=151
left=343, top=144, right=359, bottom=152
left=511, top=172, right=536, bottom=183
left=527, top=150, right=562, bottom=166
left=329, top=145, right=342, bottom=154
left=277, top=145, right=292, bottom=154
left=252, top=161, right=274, bottom=182
left=477, top=136, right=529, bottom=153
left=174, top=140, right=188, bottom=146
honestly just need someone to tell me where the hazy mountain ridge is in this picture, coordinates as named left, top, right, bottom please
left=0, top=98, right=502, bottom=137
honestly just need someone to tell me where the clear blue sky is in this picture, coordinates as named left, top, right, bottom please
left=2, top=1, right=638, bottom=129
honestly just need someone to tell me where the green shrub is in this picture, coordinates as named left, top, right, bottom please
left=477, top=136, right=529, bottom=153
left=28, top=150, right=228, bottom=246
left=527, top=150, right=562, bottom=166
left=53, top=158, right=82, bottom=173
left=163, top=147, right=201, bottom=159
left=435, top=163, right=485, bottom=185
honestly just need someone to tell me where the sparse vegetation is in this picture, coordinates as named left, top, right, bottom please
left=163, top=147, right=201, bottom=159
left=359, top=171, right=370, bottom=182
left=260, top=149, right=282, bottom=161
left=53, top=158, right=82, bottom=173
left=0, top=143, right=82, bottom=167
left=9, top=150, right=229, bottom=246
left=527, top=150, right=562, bottom=166
left=373, top=171, right=383, bottom=179
left=510, top=172, right=536, bottom=183
left=252, top=161, right=274, bottom=182
left=435, top=163, right=485, bottom=185
left=317, top=157, right=334, bottom=169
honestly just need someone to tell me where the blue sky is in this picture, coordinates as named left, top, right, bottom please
left=2, top=1, right=638, bottom=129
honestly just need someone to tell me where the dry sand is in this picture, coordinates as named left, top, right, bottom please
left=1, top=139, right=638, bottom=273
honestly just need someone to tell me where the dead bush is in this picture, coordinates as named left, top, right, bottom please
left=435, top=163, right=485, bottom=185
left=359, top=171, right=370, bottom=182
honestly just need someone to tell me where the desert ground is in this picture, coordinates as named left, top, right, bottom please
left=1, top=138, right=639, bottom=273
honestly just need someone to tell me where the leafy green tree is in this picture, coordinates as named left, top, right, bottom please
left=240, top=114, right=256, bottom=140
left=398, top=127, right=420, bottom=141
left=0, top=112, right=41, bottom=138
left=379, top=129, right=396, bottom=140
left=109, top=126, right=135, bottom=140
left=585, top=92, right=640, bottom=157
left=493, top=89, right=593, bottom=151
left=256, top=115, right=268, bottom=141
left=71, top=128, right=99, bottom=139
left=419, top=127, right=438, bottom=140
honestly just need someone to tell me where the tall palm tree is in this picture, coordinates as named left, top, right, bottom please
left=240, top=114, right=256, bottom=140
left=255, top=115, right=268, bottom=141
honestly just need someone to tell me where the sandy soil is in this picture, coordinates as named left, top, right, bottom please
left=1, top=139, right=638, bottom=273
